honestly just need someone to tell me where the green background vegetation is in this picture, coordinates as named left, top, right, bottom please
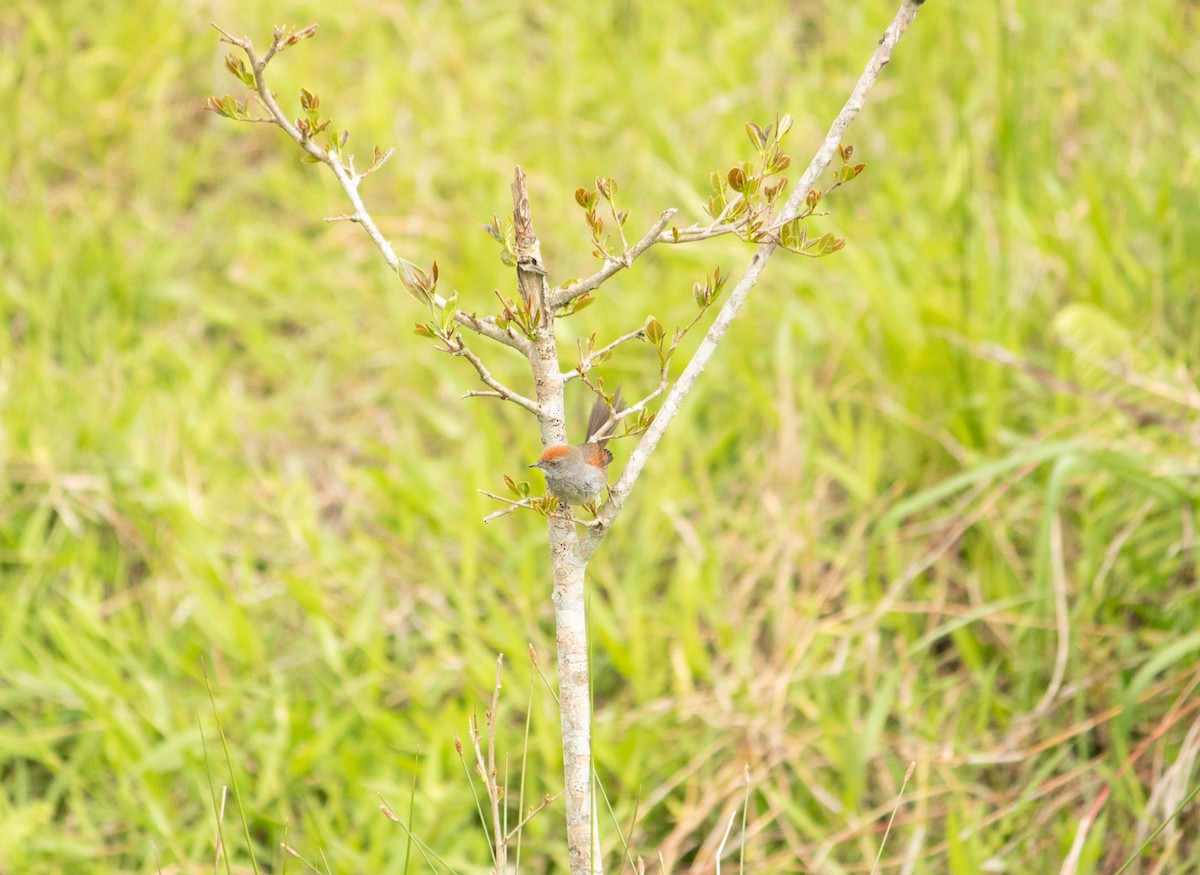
left=3, top=0, right=1199, bottom=872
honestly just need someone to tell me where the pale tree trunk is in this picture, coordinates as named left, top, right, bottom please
left=512, top=169, right=605, bottom=874
left=551, top=542, right=602, bottom=874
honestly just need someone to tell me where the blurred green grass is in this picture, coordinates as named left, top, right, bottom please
left=1, top=0, right=1199, bottom=872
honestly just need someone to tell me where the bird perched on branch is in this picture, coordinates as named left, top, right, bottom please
left=530, top=390, right=622, bottom=506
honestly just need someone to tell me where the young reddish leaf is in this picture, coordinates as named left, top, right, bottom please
left=727, top=166, right=747, bottom=193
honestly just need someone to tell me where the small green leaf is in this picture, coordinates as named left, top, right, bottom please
left=413, top=322, right=434, bottom=338
left=805, top=232, right=845, bottom=258
left=644, top=316, right=664, bottom=347
left=745, top=122, right=765, bottom=151
left=777, top=114, right=793, bottom=138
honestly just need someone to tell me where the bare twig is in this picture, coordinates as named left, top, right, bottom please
left=551, top=210, right=677, bottom=310
left=564, top=325, right=649, bottom=382
left=210, top=23, right=527, bottom=354
left=505, top=793, right=563, bottom=842
left=447, top=335, right=542, bottom=415
left=479, top=492, right=536, bottom=523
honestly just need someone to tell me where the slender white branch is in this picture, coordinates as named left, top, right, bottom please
left=449, top=336, right=542, bottom=415
left=655, top=220, right=743, bottom=244
left=479, top=492, right=535, bottom=524
left=504, top=792, right=562, bottom=842
left=213, top=24, right=526, bottom=354
left=551, top=210, right=677, bottom=310
left=580, top=0, right=927, bottom=557
left=562, top=325, right=648, bottom=382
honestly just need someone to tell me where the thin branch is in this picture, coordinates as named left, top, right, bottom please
left=478, top=491, right=599, bottom=527
left=580, top=0, right=927, bottom=554
left=656, top=220, right=744, bottom=244
left=212, top=23, right=527, bottom=354
left=563, top=325, right=648, bottom=382
left=505, top=793, right=563, bottom=843
left=448, top=335, right=542, bottom=415
left=479, top=492, right=536, bottom=524
left=551, top=210, right=677, bottom=310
